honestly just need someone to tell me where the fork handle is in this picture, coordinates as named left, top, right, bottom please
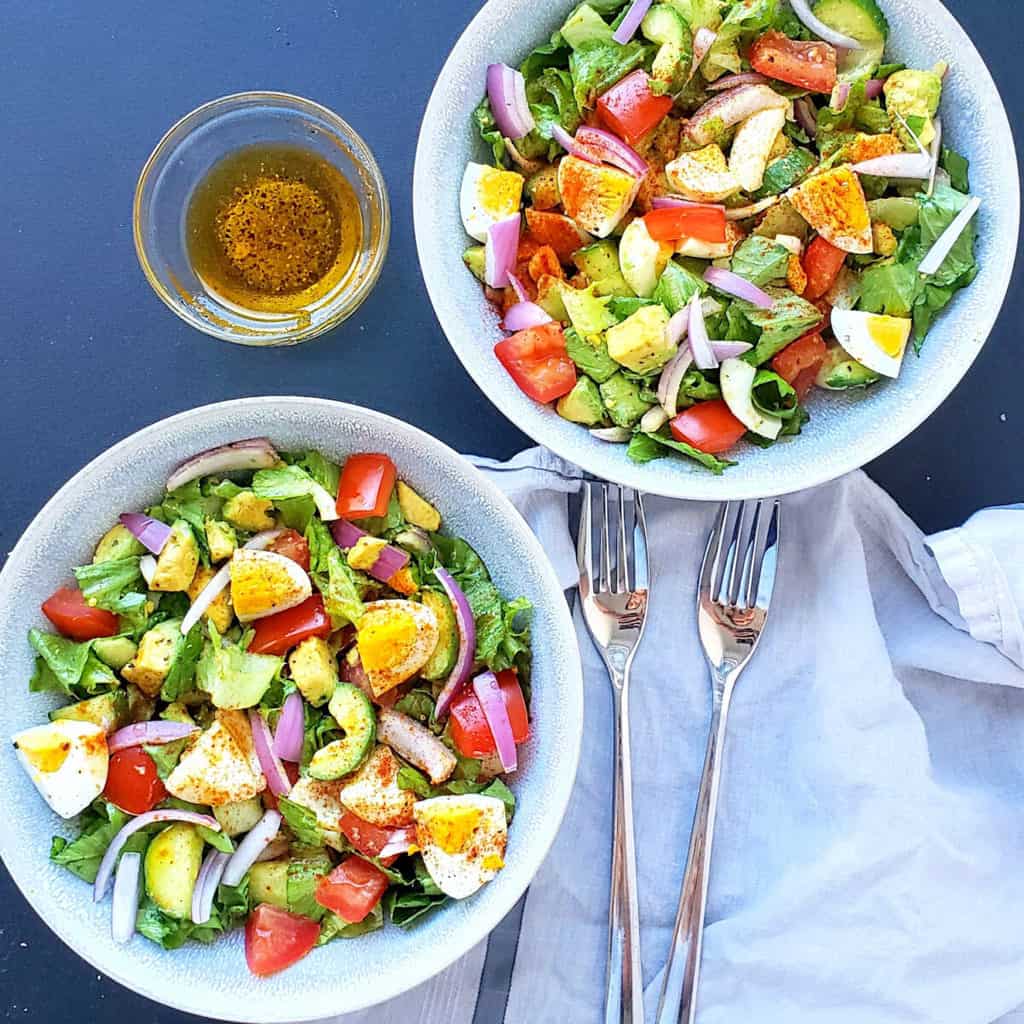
left=605, top=681, right=645, bottom=1024
left=655, top=688, right=732, bottom=1024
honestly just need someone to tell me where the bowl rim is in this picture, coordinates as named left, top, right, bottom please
left=412, top=0, right=1021, bottom=501
left=133, top=91, right=392, bottom=348
left=0, top=396, right=584, bottom=1021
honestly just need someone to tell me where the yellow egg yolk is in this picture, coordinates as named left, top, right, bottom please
left=16, top=732, right=71, bottom=773
left=358, top=611, right=418, bottom=673
left=867, top=315, right=910, bottom=357
left=478, top=168, right=523, bottom=218
left=420, top=807, right=483, bottom=854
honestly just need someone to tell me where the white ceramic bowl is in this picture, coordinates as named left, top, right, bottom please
left=0, top=397, right=583, bottom=1021
left=414, top=0, right=1019, bottom=500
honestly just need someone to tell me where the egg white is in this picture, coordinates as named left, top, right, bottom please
left=12, top=720, right=108, bottom=819
left=460, top=162, right=524, bottom=244
left=831, top=308, right=912, bottom=378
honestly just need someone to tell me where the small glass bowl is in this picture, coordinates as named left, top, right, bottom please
left=133, top=92, right=390, bottom=346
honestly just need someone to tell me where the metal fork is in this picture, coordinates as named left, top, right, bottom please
left=577, top=482, right=651, bottom=1024
left=656, top=500, right=781, bottom=1024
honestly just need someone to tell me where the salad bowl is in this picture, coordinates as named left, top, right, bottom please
left=414, top=0, right=1019, bottom=501
left=0, top=397, right=583, bottom=1021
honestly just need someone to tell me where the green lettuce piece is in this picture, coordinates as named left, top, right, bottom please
left=160, top=621, right=205, bottom=701
left=277, top=797, right=324, bottom=847
left=394, top=688, right=439, bottom=728
left=703, top=0, right=778, bottom=80
left=751, top=148, right=817, bottom=199
left=940, top=147, right=970, bottom=194
left=742, top=290, right=824, bottom=364
left=196, top=624, right=281, bottom=710
left=527, top=66, right=582, bottom=142
left=677, top=368, right=722, bottom=407
left=304, top=517, right=337, bottom=575
left=730, top=236, right=791, bottom=287
left=28, top=629, right=117, bottom=699
left=49, top=800, right=150, bottom=883
left=859, top=262, right=919, bottom=317
left=317, top=904, right=385, bottom=945
left=751, top=370, right=800, bottom=420
left=293, top=450, right=341, bottom=496
left=653, top=261, right=706, bottom=314
left=318, top=547, right=366, bottom=629
left=570, top=39, right=650, bottom=108
left=562, top=284, right=616, bottom=335
left=143, top=740, right=187, bottom=780
left=626, top=431, right=735, bottom=474
left=73, top=557, right=143, bottom=612
left=472, top=97, right=507, bottom=167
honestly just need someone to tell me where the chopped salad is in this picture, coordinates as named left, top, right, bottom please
left=462, top=0, right=980, bottom=473
left=15, top=438, right=531, bottom=976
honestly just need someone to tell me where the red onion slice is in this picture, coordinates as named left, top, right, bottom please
left=590, top=427, right=632, bottom=443
left=852, top=153, right=933, bottom=179
left=504, top=301, right=553, bottom=331
left=926, top=116, right=943, bottom=197
left=378, top=827, right=417, bottom=860
left=94, top=809, right=220, bottom=902
left=485, top=213, right=521, bottom=288
left=651, top=196, right=726, bottom=212
left=329, top=520, right=411, bottom=585
left=166, top=438, right=280, bottom=494
left=793, top=97, right=818, bottom=139
left=507, top=271, right=530, bottom=304
left=703, top=266, right=775, bottom=309
left=830, top=82, right=851, bottom=111
left=689, top=28, right=717, bottom=81
left=108, top=721, right=197, bottom=754
left=687, top=294, right=717, bottom=370
left=273, top=691, right=305, bottom=763
left=789, top=0, right=863, bottom=49
left=665, top=308, right=690, bottom=347
left=711, top=341, right=753, bottom=360
left=472, top=671, right=518, bottom=773
left=657, top=345, right=695, bottom=417
left=118, top=513, right=172, bottom=556
left=249, top=710, right=293, bottom=797
left=575, top=124, right=649, bottom=178
left=687, top=85, right=788, bottom=146
left=254, top=836, right=291, bottom=863
left=111, top=851, right=141, bottom=945
left=139, top=554, right=157, bottom=588
left=191, top=848, right=230, bottom=925
left=613, top=0, right=653, bottom=44
left=221, top=810, right=282, bottom=888
left=865, top=78, right=886, bottom=100
left=486, top=63, right=534, bottom=140
left=432, top=568, right=477, bottom=721
left=725, top=196, right=781, bottom=221
left=708, top=72, right=770, bottom=92
left=917, top=195, right=981, bottom=276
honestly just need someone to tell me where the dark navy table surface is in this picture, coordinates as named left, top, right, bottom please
left=0, top=2, right=1020, bottom=1020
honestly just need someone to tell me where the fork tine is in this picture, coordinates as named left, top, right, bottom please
left=698, top=503, right=727, bottom=600
left=576, top=482, right=594, bottom=591
left=616, top=487, right=629, bottom=593
left=632, top=491, right=649, bottom=593
left=711, top=502, right=741, bottom=602
left=745, top=499, right=780, bottom=609
left=599, top=484, right=612, bottom=593
left=726, top=501, right=758, bottom=607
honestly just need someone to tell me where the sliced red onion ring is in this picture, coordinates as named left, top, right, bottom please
left=329, top=520, right=410, bottom=585
left=376, top=708, right=457, bottom=785
left=708, top=72, right=770, bottom=92
left=590, top=427, right=632, bottom=443
left=687, top=293, right=717, bottom=370
left=790, top=0, right=863, bottom=49
left=551, top=123, right=579, bottom=157
left=830, top=82, right=851, bottom=111
left=221, top=810, right=282, bottom=888
left=432, top=568, right=477, bottom=721
left=377, top=826, right=417, bottom=860
left=507, top=271, right=530, bottom=304
left=118, top=513, right=172, bottom=556
left=657, top=345, right=695, bottom=416
left=94, top=810, right=220, bottom=902
left=139, top=554, right=157, bottom=588
left=917, top=195, right=981, bottom=276
left=504, top=301, right=553, bottom=331
left=651, top=196, right=726, bottom=212
left=166, top=438, right=280, bottom=494
left=793, top=97, right=818, bottom=139
left=613, top=0, right=653, bottom=44
left=665, top=308, right=690, bottom=347
left=254, top=836, right=291, bottom=863
left=486, top=63, right=535, bottom=140
left=108, top=721, right=197, bottom=753
left=485, top=213, right=521, bottom=288
left=191, top=848, right=230, bottom=925
left=852, top=153, right=933, bottom=178
left=111, top=851, right=141, bottom=945
left=703, top=266, right=774, bottom=309
left=472, top=671, right=518, bottom=773
left=865, top=78, right=886, bottom=100
left=725, top=195, right=781, bottom=221
left=272, top=691, right=305, bottom=763
left=249, top=710, right=292, bottom=797
left=640, top=407, right=670, bottom=433
left=687, top=85, right=788, bottom=146
left=711, top=341, right=753, bottom=360
left=575, top=124, right=649, bottom=178
left=688, top=28, right=717, bottom=83
left=926, top=116, right=943, bottom=197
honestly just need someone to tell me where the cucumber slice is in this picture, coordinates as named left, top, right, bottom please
left=642, top=4, right=692, bottom=94
left=307, top=684, right=375, bottom=781
left=815, top=345, right=882, bottom=390
left=249, top=860, right=289, bottom=909
left=720, top=358, right=782, bottom=440
left=812, top=0, right=888, bottom=79
left=50, top=690, right=128, bottom=734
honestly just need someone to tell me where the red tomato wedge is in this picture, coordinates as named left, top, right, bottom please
left=450, top=669, right=530, bottom=759
left=338, top=812, right=401, bottom=866
left=42, top=586, right=119, bottom=641
left=245, top=904, right=320, bottom=977
left=267, top=529, right=311, bottom=572
left=644, top=206, right=727, bottom=244
left=670, top=400, right=748, bottom=455
left=772, top=332, right=827, bottom=401
left=103, top=748, right=167, bottom=815
left=247, top=594, right=332, bottom=656
left=495, top=323, right=577, bottom=404
left=337, top=453, right=396, bottom=520
left=315, top=857, right=390, bottom=924
left=802, top=236, right=848, bottom=301
left=597, top=69, right=673, bottom=145
left=749, top=30, right=837, bottom=94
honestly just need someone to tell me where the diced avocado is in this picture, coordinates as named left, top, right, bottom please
left=213, top=796, right=265, bottom=837
left=463, top=246, right=486, bottom=283
left=308, top=684, right=376, bottom=781
left=561, top=284, right=616, bottom=336
left=121, top=619, right=182, bottom=697
left=642, top=4, right=692, bottom=95
left=535, top=277, right=569, bottom=321
left=223, top=491, right=276, bottom=533
left=186, top=565, right=234, bottom=634
left=396, top=481, right=441, bottom=532
left=160, top=701, right=194, bottom=725
left=812, top=0, right=888, bottom=79
left=753, top=199, right=809, bottom=241
left=421, top=590, right=458, bottom=681
left=249, top=860, right=289, bottom=909
left=605, top=305, right=674, bottom=374
left=347, top=536, right=387, bottom=571
left=151, top=520, right=199, bottom=593
left=565, top=327, right=620, bottom=384
left=883, top=68, right=943, bottom=147
left=815, top=345, right=882, bottom=389
left=599, top=374, right=655, bottom=429
left=92, top=635, right=138, bottom=671
left=573, top=240, right=634, bottom=298
left=526, top=165, right=560, bottom=211
left=204, top=519, right=237, bottom=563
left=872, top=222, right=898, bottom=256
left=93, top=524, right=145, bottom=564
left=126, top=683, right=156, bottom=724
left=561, top=3, right=614, bottom=48
left=557, top=377, right=606, bottom=426
left=868, top=196, right=919, bottom=231
left=288, top=636, right=338, bottom=707
left=144, top=823, right=205, bottom=919
left=50, top=690, right=128, bottom=734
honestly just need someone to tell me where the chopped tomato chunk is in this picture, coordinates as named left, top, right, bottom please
left=267, top=529, right=310, bottom=572
left=245, top=904, right=320, bottom=977
left=597, top=70, right=673, bottom=145
left=494, top=323, right=577, bottom=404
left=42, top=586, right=118, bottom=641
left=644, top=206, right=727, bottom=244
left=670, top=400, right=748, bottom=454
left=315, top=856, right=390, bottom=924
left=772, top=332, right=827, bottom=401
left=248, top=594, right=332, bottom=656
left=337, top=454, right=396, bottom=520
left=802, top=236, right=848, bottom=301
left=750, top=30, right=837, bottom=94
left=450, top=669, right=530, bottom=759
left=103, top=748, right=167, bottom=815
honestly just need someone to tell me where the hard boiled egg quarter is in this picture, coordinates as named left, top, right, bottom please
left=356, top=599, right=439, bottom=697
left=229, top=548, right=312, bottom=622
left=830, top=309, right=912, bottom=378
left=414, top=794, right=508, bottom=899
left=460, top=163, right=524, bottom=243
left=12, top=720, right=108, bottom=818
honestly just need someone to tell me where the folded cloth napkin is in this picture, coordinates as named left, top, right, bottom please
left=335, top=449, right=1024, bottom=1024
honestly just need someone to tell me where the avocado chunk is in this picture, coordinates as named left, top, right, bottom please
left=152, top=520, right=199, bottom=593
left=642, top=4, right=692, bottom=94
left=213, top=796, right=265, bottom=837
left=92, top=635, right=138, bottom=671
left=561, top=284, right=617, bottom=337
left=160, top=701, right=195, bottom=725
left=126, top=683, right=156, bottom=724
left=599, top=373, right=655, bottom=429
left=883, top=68, right=943, bottom=147
left=573, top=240, right=634, bottom=298
left=249, top=860, right=290, bottom=909
left=815, top=344, right=882, bottom=389
left=565, top=327, right=620, bottom=384
left=463, top=246, right=486, bottom=283
left=605, top=304, right=674, bottom=374
left=288, top=636, right=338, bottom=707
left=223, top=491, right=276, bottom=533
left=204, top=519, right=237, bottom=563
left=93, top=524, right=145, bottom=564
left=557, top=377, right=606, bottom=426
left=868, top=197, right=919, bottom=231
left=50, top=690, right=128, bottom=734
left=560, top=3, right=614, bottom=48
left=420, top=590, right=459, bottom=681
left=534, top=277, right=569, bottom=321
left=396, top=481, right=441, bottom=532
left=144, top=823, right=205, bottom=919
left=308, top=684, right=376, bottom=781
left=121, top=620, right=182, bottom=698
left=753, top=199, right=809, bottom=242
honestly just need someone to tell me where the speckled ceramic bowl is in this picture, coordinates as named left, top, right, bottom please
left=414, top=0, right=1019, bottom=500
left=0, top=398, right=583, bottom=1021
